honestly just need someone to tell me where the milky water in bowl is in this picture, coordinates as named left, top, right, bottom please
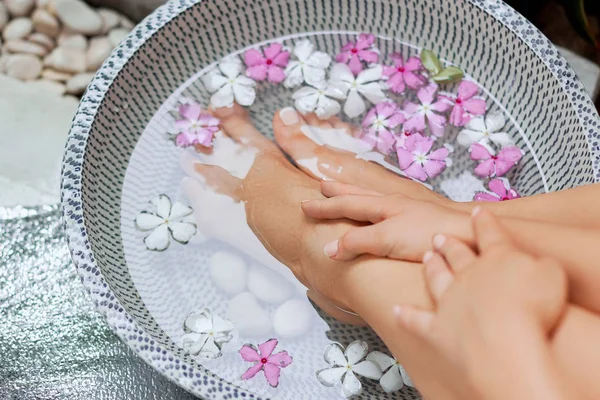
left=119, top=32, right=544, bottom=399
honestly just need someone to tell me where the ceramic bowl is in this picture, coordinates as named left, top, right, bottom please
left=61, top=0, right=600, bottom=399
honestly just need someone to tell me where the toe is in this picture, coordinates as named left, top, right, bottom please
left=304, top=113, right=333, bottom=129
left=210, top=103, right=277, bottom=152
left=193, top=163, right=243, bottom=200
left=273, top=107, right=324, bottom=162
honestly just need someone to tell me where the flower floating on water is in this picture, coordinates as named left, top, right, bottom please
left=336, top=33, right=379, bottom=75
left=474, top=178, right=521, bottom=202
left=244, top=43, right=290, bottom=84
left=182, top=308, right=234, bottom=359
left=366, top=351, right=413, bottom=393
left=134, top=194, right=197, bottom=251
left=439, top=80, right=486, bottom=127
left=420, top=49, right=464, bottom=84
left=239, top=338, right=293, bottom=387
left=361, top=101, right=406, bottom=154
left=470, top=143, right=523, bottom=178
left=329, top=63, right=387, bottom=118
left=397, top=133, right=450, bottom=181
left=382, top=54, right=426, bottom=94
left=403, top=83, right=450, bottom=137
left=202, top=56, right=256, bottom=108
left=457, top=112, right=514, bottom=151
left=284, top=39, right=332, bottom=88
left=316, top=340, right=382, bottom=398
left=292, top=84, right=346, bottom=119
left=173, top=102, right=220, bottom=148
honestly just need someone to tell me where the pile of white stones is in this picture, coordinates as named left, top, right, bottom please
left=0, top=0, right=133, bottom=97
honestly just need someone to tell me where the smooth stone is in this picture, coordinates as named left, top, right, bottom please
left=5, top=39, right=48, bottom=56
left=5, top=0, right=35, bottom=17
left=31, top=8, right=59, bottom=37
left=119, top=16, right=134, bottom=30
left=65, top=72, right=93, bottom=95
left=27, top=78, right=65, bottom=95
left=208, top=251, right=247, bottom=295
left=97, top=8, right=120, bottom=34
left=28, top=32, right=54, bottom=49
left=227, top=292, right=272, bottom=337
left=247, top=265, right=294, bottom=304
left=3, top=17, right=33, bottom=40
left=85, top=36, right=112, bottom=70
left=44, top=47, right=85, bottom=73
left=57, top=32, right=87, bottom=50
left=0, top=3, right=8, bottom=31
left=0, top=54, right=9, bottom=72
left=273, top=299, right=314, bottom=339
left=108, top=28, right=127, bottom=47
left=5, top=53, right=42, bottom=79
left=54, top=0, right=103, bottom=35
left=36, top=0, right=50, bottom=8
left=42, top=68, right=70, bottom=81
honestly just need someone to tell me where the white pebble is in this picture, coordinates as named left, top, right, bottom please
left=108, top=28, right=128, bottom=47
left=209, top=251, right=247, bottom=295
left=42, top=68, right=71, bottom=81
left=44, top=46, right=85, bottom=73
left=227, top=292, right=272, bottom=337
left=57, top=32, right=87, bottom=50
left=5, top=53, right=42, bottom=79
left=31, top=8, right=59, bottom=37
left=273, top=299, right=314, bottom=339
left=0, top=3, right=8, bottom=32
left=247, top=265, right=294, bottom=304
left=28, top=32, right=54, bottom=50
left=5, top=39, right=48, bottom=56
left=65, top=72, right=93, bottom=95
left=5, top=0, right=35, bottom=17
left=85, top=36, right=112, bottom=70
left=54, top=0, right=103, bottom=35
left=0, top=54, right=10, bottom=73
left=3, top=17, right=33, bottom=40
left=27, top=78, right=65, bottom=95
left=97, top=8, right=120, bottom=34
left=119, top=16, right=134, bottom=30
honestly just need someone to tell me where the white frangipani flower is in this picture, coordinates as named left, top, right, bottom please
left=182, top=308, right=234, bottom=359
left=457, top=111, right=513, bottom=151
left=316, top=341, right=382, bottom=398
left=202, top=56, right=256, bottom=108
left=292, top=84, right=346, bottom=119
left=284, top=39, right=332, bottom=88
left=328, top=63, right=387, bottom=118
left=134, top=194, right=197, bottom=251
left=366, top=351, right=413, bottom=393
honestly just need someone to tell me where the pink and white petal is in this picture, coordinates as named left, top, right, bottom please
left=423, top=159, right=446, bottom=178
left=342, top=371, right=363, bottom=398
left=474, top=192, right=501, bottom=202
left=239, top=344, right=262, bottom=362
left=267, top=66, right=286, bottom=83
left=268, top=351, right=293, bottom=368
left=352, top=360, right=382, bottom=379
left=315, top=95, right=342, bottom=119
left=380, top=365, right=404, bottom=393
left=360, top=131, right=377, bottom=150
left=244, top=48, right=265, bottom=67
left=358, top=50, right=379, bottom=64
left=470, top=143, right=492, bottom=161
left=295, top=93, right=319, bottom=114
left=417, top=83, right=438, bottom=105
left=184, top=309, right=213, bottom=333
left=202, top=72, right=229, bottom=92
left=449, top=104, right=466, bottom=126
left=212, top=315, right=234, bottom=334
left=272, top=51, right=290, bottom=67
left=169, top=222, right=196, bottom=244
left=488, top=178, right=508, bottom=197
left=427, top=113, right=447, bottom=137
left=335, top=51, right=350, bottom=63
left=263, top=43, right=283, bottom=60
left=169, top=202, right=194, bottom=220
left=377, top=130, right=397, bottom=154
left=330, top=63, right=355, bottom=83
left=499, top=146, right=524, bottom=164
left=344, top=90, right=367, bottom=118
left=376, top=101, right=397, bottom=118
left=263, top=363, right=282, bottom=387
left=307, top=51, right=332, bottom=69
left=485, top=111, right=506, bottom=132
left=151, top=194, right=172, bottom=219
left=388, top=111, right=406, bottom=127
left=403, top=71, right=426, bottom=89
left=316, top=367, right=346, bottom=387
left=465, top=116, right=486, bottom=132
left=235, top=75, right=257, bottom=87
left=182, top=333, right=209, bottom=355
left=404, top=162, right=428, bottom=181
left=404, top=115, right=426, bottom=133
left=366, top=351, right=396, bottom=371
left=241, top=363, right=264, bottom=380
left=508, top=188, right=521, bottom=199
left=258, top=339, right=279, bottom=358
left=431, top=99, right=453, bottom=113
left=457, top=129, right=486, bottom=147
left=143, top=224, right=170, bottom=251
left=210, top=85, right=235, bottom=108
left=494, top=160, right=516, bottom=177
left=404, top=57, right=423, bottom=71
left=429, top=147, right=449, bottom=161
left=382, top=65, right=398, bottom=79
left=348, top=55, right=364, bottom=75
left=385, top=72, right=405, bottom=93
left=324, top=84, right=348, bottom=100
left=457, top=80, right=480, bottom=100
left=362, top=107, right=378, bottom=127
left=489, top=132, right=514, bottom=147
left=219, top=58, right=243, bottom=78
left=402, top=101, right=420, bottom=116
left=303, top=66, right=328, bottom=88
left=399, top=365, right=413, bottom=387
left=232, top=83, right=256, bottom=106
left=462, top=98, right=487, bottom=116
left=474, top=159, right=496, bottom=178
left=389, top=53, right=404, bottom=67
left=357, top=65, right=383, bottom=84
left=323, top=343, right=347, bottom=366
left=246, top=64, right=268, bottom=81
left=413, top=134, right=434, bottom=154
left=396, top=148, right=416, bottom=170
left=180, top=102, right=202, bottom=121
left=356, top=33, right=375, bottom=49
left=293, top=39, right=313, bottom=61
left=175, top=133, right=194, bottom=148
left=198, top=114, right=220, bottom=127
left=359, top=82, right=387, bottom=105
left=175, top=119, right=192, bottom=131
left=135, top=212, right=164, bottom=231
left=198, top=337, right=221, bottom=358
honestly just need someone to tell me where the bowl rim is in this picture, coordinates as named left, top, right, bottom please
left=60, top=0, right=600, bottom=398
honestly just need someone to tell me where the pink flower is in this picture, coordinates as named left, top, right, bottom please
left=403, top=83, right=451, bottom=137
left=239, top=339, right=293, bottom=387
left=396, top=133, right=449, bottom=181
left=175, top=102, right=220, bottom=148
left=335, top=33, right=379, bottom=75
left=244, top=43, right=290, bottom=83
left=470, top=143, right=523, bottom=178
left=382, top=54, right=426, bottom=94
left=361, top=102, right=406, bottom=154
left=474, top=179, right=521, bottom=202
left=439, top=80, right=486, bottom=126
left=394, top=128, right=420, bottom=149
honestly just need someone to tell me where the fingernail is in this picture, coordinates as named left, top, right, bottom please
left=423, top=250, right=434, bottom=263
left=472, top=206, right=482, bottom=218
left=393, top=305, right=402, bottom=316
left=280, top=107, right=300, bottom=126
left=324, top=240, right=339, bottom=257
left=433, top=234, right=446, bottom=250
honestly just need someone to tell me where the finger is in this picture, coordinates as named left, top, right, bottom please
left=307, top=290, right=368, bottom=326
left=302, top=195, right=392, bottom=223
left=394, top=305, right=434, bottom=339
left=320, top=181, right=384, bottom=197
left=324, top=220, right=404, bottom=260
left=193, top=163, right=243, bottom=200
left=472, top=207, right=514, bottom=253
left=423, top=251, right=454, bottom=301
left=432, top=234, right=477, bottom=273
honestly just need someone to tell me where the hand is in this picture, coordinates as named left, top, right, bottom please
left=301, top=181, right=471, bottom=262
left=394, top=208, right=569, bottom=400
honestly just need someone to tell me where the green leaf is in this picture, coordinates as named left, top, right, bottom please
left=420, top=50, right=443, bottom=75
left=559, top=0, right=597, bottom=46
left=432, top=66, right=464, bottom=83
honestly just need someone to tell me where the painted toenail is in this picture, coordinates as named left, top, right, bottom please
left=280, top=107, right=300, bottom=126
left=324, top=240, right=339, bottom=257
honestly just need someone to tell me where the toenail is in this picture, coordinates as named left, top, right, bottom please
left=433, top=234, right=446, bottom=250
left=280, top=107, right=300, bottom=126
left=324, top=240, right=339, bottom=257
